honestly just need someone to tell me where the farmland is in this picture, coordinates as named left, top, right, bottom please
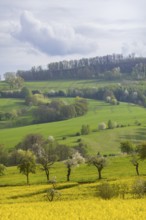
left=0, top=177, right=146, bottom=220
left=1, top=80, right=146, bottom=220
left=0, top=99, right=146, bottom=153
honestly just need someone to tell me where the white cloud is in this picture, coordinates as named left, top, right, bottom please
left=0, top=0, right=146, bottom=76
left=12, top=11, right=98, bottom=56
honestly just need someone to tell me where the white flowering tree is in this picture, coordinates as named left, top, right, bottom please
left=65, top=151, right=85, bottom=181
left=38, top=137, right=57, bottom=181
left=98, top=122, right=107, bottom=130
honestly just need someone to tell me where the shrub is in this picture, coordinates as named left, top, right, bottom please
left=81, top=124, right=90, bottom=135
left=132, top=179, right=146, bottom=198
left=98, top=122, right=106, bottom=130
left=97, top=182, right=119, bottom=200
left=76, top=132, right=81, bottom=136
left=0, top=164, right=6, bottom=175
left=77, top=138, right=82, bottom=142
left=118, top=183, right=129, bottom=199
left=108, top=120, right=117, bottom=129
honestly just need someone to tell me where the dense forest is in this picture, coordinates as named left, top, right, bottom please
left=16, top=54, right=146, bottom=81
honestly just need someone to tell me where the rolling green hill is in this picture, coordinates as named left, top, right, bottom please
left=0, top=98, right=146, bottom=154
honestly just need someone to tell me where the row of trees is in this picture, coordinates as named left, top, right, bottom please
left=1, top=133, right=146, bottom=184
left=0, top=133, right=108, bottom=183
left=16, top=54, right=146, bottom=81
left=1, top=81, right=146, bottom=108
left=33, top=98, right=88, bottom=123
left=0, top=134, right=87, bottom=183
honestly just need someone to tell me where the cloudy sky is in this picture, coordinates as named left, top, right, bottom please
left=0, top=0, right=146, bottom=77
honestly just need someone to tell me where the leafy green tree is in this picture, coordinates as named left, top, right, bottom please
left=21, top=87, right=32, bottom=98
left=120, top=141, right=134, bottom=154
left=88, top=154, right=106, bottom=180
left=0, top=164, right=6, bottom=176
left=131, top=155, right=140, bottom=176
left=17, top=150, right=36, bottom=184
left=16, top=133, right=45, bottom=153
left=108, top=120, right=117, bottom=129
left=60, top=105, right=76, bottom=119
left=55, top=144, right=71, bottom=161
left=137, top=142, right=146, bottom=160
left=0, top=144, right=8, bottom=165
left=81, top=124, right=90, bottom=135
left=73, top=142, right=87, bottom=157
left=0, top=112, right=4, bottom=121
left=108, top=120, right=113, bottom=129
left=74, top=99, right=88, bottom=116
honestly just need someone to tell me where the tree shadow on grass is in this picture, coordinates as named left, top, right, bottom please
left=119, top=127, right=146, bottom=142
left=9, top=189, right=47, bottom=199
left=9, top=183, right=78, bottom=199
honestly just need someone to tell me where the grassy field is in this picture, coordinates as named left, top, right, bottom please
left=1, top=79, right=146, bottom=219
left=1, top=156, right=146, bottom=186
left=25, top=80, right=119, bottom=91
left=0, top=98, right=25, bottom=111
left=0, top=98, right=146, bottom=153
left=1, top=151, right=146, bottom=219
left=1, top=79, right=146, bottom=91
left=24, top=79, right=146, bottom=91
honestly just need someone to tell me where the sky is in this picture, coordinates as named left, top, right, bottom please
left=0, top=0, right=146, bottom=78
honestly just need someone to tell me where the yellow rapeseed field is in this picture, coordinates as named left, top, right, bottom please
left=0, top=181, right=146, bottom=220
left=0, top=199, right=146, bottom=220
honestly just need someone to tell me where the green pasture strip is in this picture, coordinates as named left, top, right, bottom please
left=0, top=156, right=146, bottom=187
left=25, top=80, right=119, bottom=91
left=0, top=98, right=25, bottom=111
left=0, top=98, right=35, bottom=129
left=0, top=100, right=146, bottom=152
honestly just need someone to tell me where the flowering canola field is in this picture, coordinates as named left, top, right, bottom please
left=0, top=199, right=146, bottom=220
left=0, top=182, right=146, bottom=220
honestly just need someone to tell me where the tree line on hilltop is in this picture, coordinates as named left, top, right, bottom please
left=14, top=54, right=146, bottom=81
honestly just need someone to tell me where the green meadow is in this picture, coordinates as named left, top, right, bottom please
left=0, top=98, right=25, bottom=111
left=25, top=80, right=118, bottom=91
left=0, top=155, right=146, bottom=186
left=0, top=156, right=146, bottom=186
left=1, top=80, right=146, bottom=220
left=0, top=97, right=146, bottom=154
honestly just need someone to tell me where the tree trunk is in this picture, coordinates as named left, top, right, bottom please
left=45, top=169, right=50, bottom=181
left=136, top=164, right=139, bottom=176
left=67, top=167, right=71, bottom=181
left=98, top=168, right=102, bottom=180
left=26, top=173, right=29, bottom=185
